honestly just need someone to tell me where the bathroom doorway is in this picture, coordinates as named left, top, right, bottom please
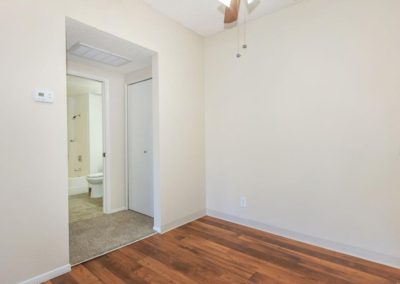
left=67, top=74, right=106, bottom=222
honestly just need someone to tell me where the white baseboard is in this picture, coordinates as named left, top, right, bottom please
left=153, top=225, right=161, bottom=233
left=19, top=264, right=71, bottom=284
left=158, top=209, right=206, bottom=234
left=106, top=206, right=127, bottom=214
left=207, top=209, right=400, bottom=269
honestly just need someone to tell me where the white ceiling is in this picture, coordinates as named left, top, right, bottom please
left=141, top=0, right=304, bottom=37
left=66, top=18, right=154, bottom=74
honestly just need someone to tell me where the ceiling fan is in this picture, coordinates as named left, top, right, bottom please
left=219, top=0, right=255, bottom=24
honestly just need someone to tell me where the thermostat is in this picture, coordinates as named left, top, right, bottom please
left=34, top=89, right=54, bottom=103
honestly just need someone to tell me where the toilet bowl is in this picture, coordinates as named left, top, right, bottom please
left=86, top=173, right=103, bottom=198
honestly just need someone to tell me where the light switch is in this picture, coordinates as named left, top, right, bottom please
left=34, top=89, right=54, bottom=103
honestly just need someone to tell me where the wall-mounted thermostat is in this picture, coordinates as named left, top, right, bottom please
left=34, top=89, right=54, bottom=103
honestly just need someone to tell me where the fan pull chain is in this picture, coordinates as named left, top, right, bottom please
left=236, top=21, right=241, bottom=58
left=243, top=4, right=248, bottom=50
left=236, top=0, right=248, bottom=59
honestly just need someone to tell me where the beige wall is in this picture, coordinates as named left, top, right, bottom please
left=0, top=0, right=205, bottom=283
left=4, top=0, right=400, bottom=282
left=205, top=0, right=400, bottom=267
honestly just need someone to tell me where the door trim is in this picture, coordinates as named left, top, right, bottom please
left=66, top=71, right=112, bottom=214
left=127, top=77, right=153, bottom=86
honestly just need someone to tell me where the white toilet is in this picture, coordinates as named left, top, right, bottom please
left=86, top=173, right=103, bottom=198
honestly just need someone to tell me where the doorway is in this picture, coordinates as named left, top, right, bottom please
left=66, top=17, right=159, bottom=265
left=67, top=74, right=106, bottom=222
left=127, top=78, right=154, bottom=217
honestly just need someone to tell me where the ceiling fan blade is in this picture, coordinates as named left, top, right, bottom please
left=224, top=0, right=241, bottom=24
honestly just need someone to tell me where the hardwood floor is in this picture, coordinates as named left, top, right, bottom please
left=46, top=216, right=400, bottom=283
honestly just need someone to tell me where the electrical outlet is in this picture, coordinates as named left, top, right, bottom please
left=240, top=196, right=247, bottom=208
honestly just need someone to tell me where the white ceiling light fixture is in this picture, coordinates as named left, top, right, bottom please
left=219, top=0, right=259, bottom=25
left=218, top=0, right=254, bottom=7
left=218, top=0, right=232, bottom=7
left=68, top=42, right=132, bottom=67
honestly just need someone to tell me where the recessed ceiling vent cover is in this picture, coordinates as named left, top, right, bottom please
left=68, top=42, right=131, bottom=67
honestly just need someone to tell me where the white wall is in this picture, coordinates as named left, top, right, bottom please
left=205, top=0, right=400, bottom=267
left=0, top=0, right=205, bottom=283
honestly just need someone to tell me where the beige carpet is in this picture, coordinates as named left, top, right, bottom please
left=69, top=194, right=154, bottom=264
left=69, top=210, right=154, bottom=264
left=69, top=193, right=154, bottom=264
left=69, top=194, right=103, bottom=223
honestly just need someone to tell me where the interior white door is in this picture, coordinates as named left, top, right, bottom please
left=127, top=79, right=153, bottom=217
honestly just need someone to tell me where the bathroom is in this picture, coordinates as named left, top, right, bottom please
left=67, top=75, right=104, bottom=222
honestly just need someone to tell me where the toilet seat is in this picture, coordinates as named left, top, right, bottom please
left=87, top=173, right=103, bottom=185
left=87, top=173, right=103, bottom=178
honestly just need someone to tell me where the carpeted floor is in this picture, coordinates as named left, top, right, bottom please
left=68, top=194, right=154, bottom=264
left=69, top=193, right=103, bottom=223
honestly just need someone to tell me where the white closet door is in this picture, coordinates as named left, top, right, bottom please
left=127, top=79, right=153, bottom=217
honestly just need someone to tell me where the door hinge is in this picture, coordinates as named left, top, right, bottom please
left=103, top=152, right=106, bottom=158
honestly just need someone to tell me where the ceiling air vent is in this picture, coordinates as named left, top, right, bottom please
left=68, top=43, right=131, bottom=67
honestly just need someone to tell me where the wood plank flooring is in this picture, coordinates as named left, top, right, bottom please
left=46, top=216, right=400, bottom=283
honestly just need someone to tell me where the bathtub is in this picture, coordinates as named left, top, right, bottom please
left=68, top=176, right=89, bottom=196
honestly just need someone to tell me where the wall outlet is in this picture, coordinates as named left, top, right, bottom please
left=240, top=196, right=247, bottom=208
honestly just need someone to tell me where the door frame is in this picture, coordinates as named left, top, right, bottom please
left=67, top=71, right=112, bottom=214
left=124, top=57, right=160, bottom=232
